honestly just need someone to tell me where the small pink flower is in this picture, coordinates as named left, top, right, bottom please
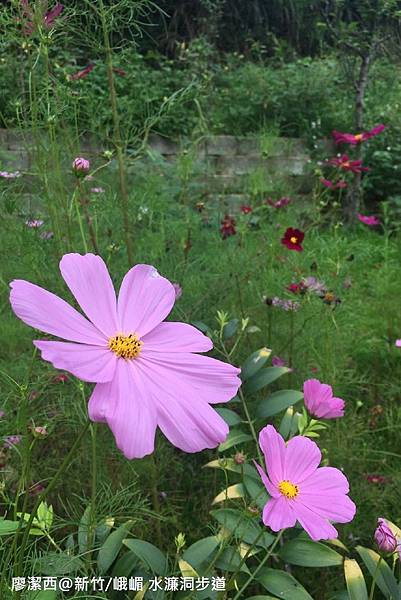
left=90, top=187, right=105, bottom=194
left=72, top=157, right=90, bottom=176
left=32, top=426, right=48, bottom=438
left=0, top=171, right=21, bottom=179
left=255, top=425, right=356, bottom=540
left=375, top=518, right=397, bottom=552
left=25, top=219, right=44, bottom=228
left=396, top=340, right=401, bottom=347
left=272, top=356, right=287, bottom=367
left=43, top=3, right=64, bottom=28
left=357, top=213, right=380, bottom=227
left=303, top=378, right=345, bottom=419
left=240, top=205, right=252, bottom=214
left=4, top=435, right=22, bottom=449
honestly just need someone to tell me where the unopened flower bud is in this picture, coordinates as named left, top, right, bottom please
left=72, top=157, right=90, bottom=176
left=375, top=518, right=397, bottom=552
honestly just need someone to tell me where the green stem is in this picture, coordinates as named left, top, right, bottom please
left=74, top=188, right=88, bottom=253
left=16, top=420, right=91, bottom=580
left=232, top=529, right=284, bottom=600
left=226, top=529, right=265, bottom=589
left=98, top=0, right=133, bottom=265
left=368, top=555, right=382, bottom=600
left=149, top=455, right=163, bottom=548
left=87, top=423, right=98, bottom=568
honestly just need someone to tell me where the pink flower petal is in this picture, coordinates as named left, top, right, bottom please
left=138, top=352, right=241, bottom=404
left=141, top=322, right=213, bottom=353
left=259, top=425, right=286, bottom=486
left=89, top=360, right=157, bottom=459
left=303, top=379, right=332, bottom=415
left=135, top=357, right=230, bottom=452
left=117, top=265, right=175, bottom=336
left=60, top=254, right=118, bottom=337
left=292, top=501, right=338, bottom=541
left=254, top=461, right=280, bottom=497
left=33, top=341, right=116, bottom=383
left=300, top=466, right=349, bottom=495
left=262, top=496, right=297, bottom=531
left=299, top=493, right=356, bottom=524
left=10, top=280, right=106, bottom=345
left=284, top=435, right=321, bottom=483
left=317, top=396, right=345, bottom=418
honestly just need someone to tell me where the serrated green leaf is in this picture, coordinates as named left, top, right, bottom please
left=356, top=546, right=399, bottom=600
left=97, top=521, right=133, bottom=574
left=214, top=407, right=242, bottom=426
left=256, top=390, right=304, bottom=419
left=279, top=538, right=343, bottom=567
left=218, top=430, right=253, bottom=452
left=344, top=558, right=368, bottom=600
left=123, top=539, right=167, bottom=575
left=241, top=348, right=272, bottom=381
left=257, top=568, right=314, bottom=599
left=244, top=367, right=290, bottom=394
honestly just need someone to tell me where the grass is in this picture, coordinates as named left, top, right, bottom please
left=1, top=148, right=401, bottom=598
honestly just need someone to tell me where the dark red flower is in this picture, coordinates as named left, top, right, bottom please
left=266, top=197, right=291, bottom=209
left=332, top=124, right=385, bottom=145
left=44, top=3, right=63, bottom=28
left=51, top=373, right=69, bottom=383
left=70, top=64, right=95, bottom=81
left=287, top=283, right=301, bottom=294
left=240, top=205, right=252, bottom=214
left=364, top=474, right=392, bottom=485
left=20, top=1, right=63, bottom=35
left=112, top=67, right=127, bottom=77
left=281, top=227, right=304, bottom=252
left=328, top=154, right=369, bottom=174
left=220, top=215, right=236, bottom=239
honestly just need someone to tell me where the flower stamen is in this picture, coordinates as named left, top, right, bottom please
left=278, top=479, right=299, bottom=499
left=108, top=333, right=143, bottom=359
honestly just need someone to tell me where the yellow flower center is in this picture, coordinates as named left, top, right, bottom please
left=278, top=480, right=299, bottom=499
left=355, top=133, right=363, bottom=141
left=290, top=236, right=298, bottom=244
left=108, top=333, right=143, bottom=359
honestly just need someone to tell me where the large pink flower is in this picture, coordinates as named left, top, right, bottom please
left=303, top=378, right=345, bottom=419
left=255, top=425, right=356, bottom=541
left=10, top=254, right=241, bottom=459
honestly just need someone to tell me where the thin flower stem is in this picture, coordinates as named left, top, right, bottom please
left=149, top=455, right=163, bottom=548
left=226, top=528, right=265, bottom=589
left=73, top=189, right=88, bottom=253
left=368, top=555, right=382, bottom=600
left=98, top=0, right=133, bottom=265
left=238, top=387, right=264, bottom=468
left=16, top=421, right=91, bottom=580
left=77, top=180, right=99, bottom=253
left=232, top=529, right=284, bottom=600
left=87, top=422, right=98, bottom=568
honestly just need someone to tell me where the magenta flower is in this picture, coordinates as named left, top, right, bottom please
left=10, top=254, right=241, bottom=459
left=43, top=3, right=63, bottom=28
left=332, top=124, right=385, bottom=145
left=255, top=425, right=356, bottom=540
left=375, top=518, right=397, bottom=552
left=357, top=213, right=380, bottom=227
left=303, top=379, right=345, bottom=419
left=396, top=340, right=401, bottom=347
left=20, top=1, right=63, bottom=35
left=328, top=154, right=369, bottom=173
left=72, top=157, right=90, bottom=176
left=320, top=178, right=347, bottom=190
left=90, top=187, right=105, bottom=194
left=267, top=197, right=292, bottom=209
left=4, top=435, right=22, bottom=449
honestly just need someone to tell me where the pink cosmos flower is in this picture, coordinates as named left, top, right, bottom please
left=332, top=124, right=385, bottom=145
left=303, top=379, right=345, bottom=419
left=320, top=178, right=347, bottom=190
left=375, top=518, right=397, bottom=552
left=357, top=213, right=380, bottom=227
left=396, top=340, right=401, bottom=347
left=255, top=425, right=356, bottom=540
left=10, top=254, right=241, bottom=459
left=328, top=154, right=369, bottom=173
